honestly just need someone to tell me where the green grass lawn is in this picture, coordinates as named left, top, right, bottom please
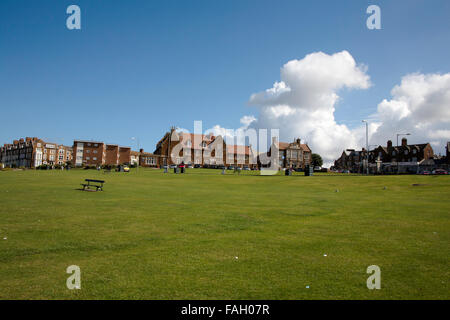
left=0, top=168, right=449, bottom=299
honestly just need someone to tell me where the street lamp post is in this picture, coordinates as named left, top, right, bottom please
left=362, top=120, right=369, bottom=175
left=131, top=137, right=140, bottom=173
left=396, top=133, right=411, bottom=174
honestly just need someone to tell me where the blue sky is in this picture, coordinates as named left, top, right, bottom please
left=1, top=0, right=449, bottom=155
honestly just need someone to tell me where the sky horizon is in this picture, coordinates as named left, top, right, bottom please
left=1, top=0, right=450, bottom=164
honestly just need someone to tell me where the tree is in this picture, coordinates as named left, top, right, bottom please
left=311, top=153, right=323, bottom=167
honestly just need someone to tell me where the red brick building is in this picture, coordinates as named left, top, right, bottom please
left=0, top=137, right=72, bottom=168
left=152, top=127, right=257, bottom=168
left=72, top=140, right=131, bottom=167
left=260, top=138, right=312, bottom=170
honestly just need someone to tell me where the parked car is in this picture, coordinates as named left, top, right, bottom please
left=194, top=164, right=201, bottom=168
left=420, top=170, right=430, bottom=175
left=187, top=164, right=193, bottom=169
left=243, top=166, right=251, bottom=171
left=169, top=164, right=177, bottom=169
left=227, top=166, right=234, bottom=170
left=432, top=169, right=448, bottom=175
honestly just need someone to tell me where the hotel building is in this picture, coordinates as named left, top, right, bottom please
left=0, top=137, right=72, bottom=168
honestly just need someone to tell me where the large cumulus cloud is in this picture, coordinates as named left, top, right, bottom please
left=370, top=73, right=450, bottom=152
left=211, top=51, right=450, bottom=165
left=247, top=50, right=371, bottom=163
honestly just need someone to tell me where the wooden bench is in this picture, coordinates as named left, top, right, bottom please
left=81, top=179, right=105, bottom=192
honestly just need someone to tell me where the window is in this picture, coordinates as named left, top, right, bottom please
left=93, top=150, right=97, bottom=154
left=392, top=151, right=396, bottom=156
left=404, top=150, right=408, bottom=155
left=186, top=139, right=192, bottom=147
left=202, top=141, right=207, bottom=148
left=413, top=149, right=417, bottom=154
left=87, top=143, right=91, bottom=146
left=58, top=156, right=64, bottom=160
left=86, top=157, right=90, bottom=160
left=86, top=150, right=90, bottom=153
left=94, top=144, right=98, bottom=147
left=93, top=157, right=97, bottom=161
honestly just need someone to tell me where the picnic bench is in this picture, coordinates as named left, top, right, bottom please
left=81, top=179, right=105, bottom=192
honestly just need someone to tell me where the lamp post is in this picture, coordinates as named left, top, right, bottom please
left=362, top=120, right=369, bottom=175
left=131, top=137, right=140, bottom=173
left=396, top=133, right=410, bottom=174
left=396, top=133, right=411, bottom=147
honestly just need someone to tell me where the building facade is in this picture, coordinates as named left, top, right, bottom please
left=0, top=137, right=72, bottom=168
left=153, top=128, right=257, bottom=168
left=333, top=138, right=435, bottom=173
left=278, top=138, right=312, bottom=169
left=261, top=138, right=312, bottom=170
left=72, top=140, right=131, bottom=167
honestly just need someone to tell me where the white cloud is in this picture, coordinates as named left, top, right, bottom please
left=247, top=50, right=371, bottom=164
left=210, top=52, right=450, bottom=165
left=370, top=73, right=450, bottom=153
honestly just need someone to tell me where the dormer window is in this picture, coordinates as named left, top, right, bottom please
left=202, top=141, right=207, bottom=148
left=404, top=150, right=408, bottom=155
left=413, top=149, right=417, bottom=154
left=186, top=139, right=192, bottom=147
left=392, top=151, right=396, bottom=156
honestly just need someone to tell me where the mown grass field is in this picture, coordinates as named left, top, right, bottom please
left=0, top=168, right=449, bottom=299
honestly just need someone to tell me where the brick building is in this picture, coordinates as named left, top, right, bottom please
left=0, top=137, right=72, bottom=168
left=333, top=138, right=434, bottom=173
left=260, top=138, right=312, bottom=169
left=72, top=140, right=131, bottom=167
left=278, top=138, right=312, bottom=169
left=153, top=127, right=257, bottom=168
left=371, top=138, right=433, bottom=164
left=138, top=149, right=160, bottom=167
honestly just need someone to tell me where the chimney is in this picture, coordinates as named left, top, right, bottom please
left=402, top=138, right=407, bottom=146
left=387, top=140, right=392, bottom=148
left=13, top=140, right=19, bottom=145
left=296, top=138, right=301, bottom=144
left=139, top=148, right=144, bottom=153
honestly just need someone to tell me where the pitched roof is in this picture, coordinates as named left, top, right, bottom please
left=278, top=141, right=311, bottom=152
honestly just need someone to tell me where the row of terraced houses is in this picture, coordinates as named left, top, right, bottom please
left=333, top=138, right=450, bottom=174
left=0, top=127, right=313, bottom=170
